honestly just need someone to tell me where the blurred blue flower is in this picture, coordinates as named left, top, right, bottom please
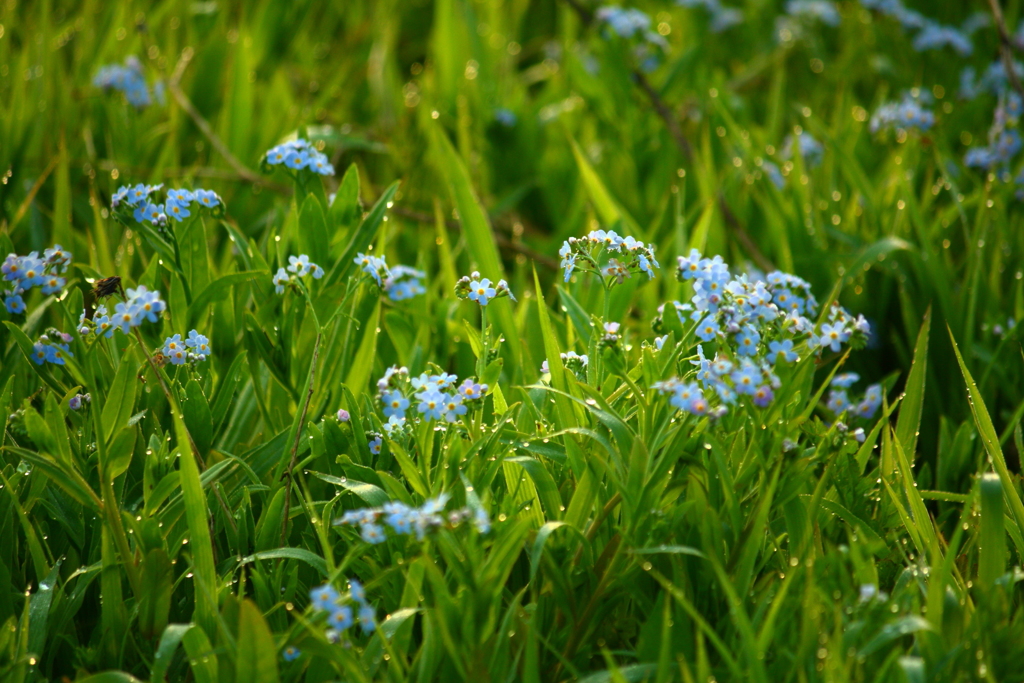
left=785, top=0, right=840, bottom=27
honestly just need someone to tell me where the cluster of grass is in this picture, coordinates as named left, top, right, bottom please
left=2, top=0, right=1024, bottom=681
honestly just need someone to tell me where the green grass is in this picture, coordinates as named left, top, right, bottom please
left=2, top=0, right=1024, bottom=681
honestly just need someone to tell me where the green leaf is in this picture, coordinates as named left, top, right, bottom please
left=188, top=271, right=263, bottom=329
left=529, top=521, right=588, bottom=582
left=150, top=624, right=192, bottom=683
left=568, top=134, right=641, bottom=236
left=76, top=673, right=145, bottom=683
left=235, top=599, right=281, bottom=683
left=310, top=471, right=389, bottom=507
left=100, top=351, right=139, bottom=446
left=298, top=193, right=330, bottom=266
left=183, top=380, right=214, bottom=457
left=180, top=217, right=212, bottom=296
left=239, top=548, right=328, bottom=577
left=182, top=626, right=219, bottom=683
left=330, top=162, right=361, bottom=230
left=325, top=180, right=400, bottom=287
left=979, top=472, right=1007, bottom=588
left=106, top=426, right=137, bottom=481
left=430, top=124, right=521, bottom=369
left=895, top=308, right=929, bottom=462
left=949, top=327, right=1024, bottom=543
left=255, top=487, right=287, bottom=552
left=28, top=559, right=61, bottom=657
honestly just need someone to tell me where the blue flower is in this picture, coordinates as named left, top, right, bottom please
left=458, top=378, right=487, bottom=400
left=4, top=292, right=25, bottom=314
left=94, top=311, right=115, bottom=338
left=752, top=384, right=774, bottom=407
left=39, top=274, right=65, bottom=296
left=731, top=362, right=761, bottom=395
left=417, top=390, right=446, bottom=420
left=832, top=372, right=860, bottom=388
left=186, top=329, right=212, bottom=359
left=165, top=199, right=191, bottom=222
left=167, top=188, right=194, bottom=204
left=194, top=189, right=221, bottom=208
left=818, top=323, right=849, bottom=352
left=273, top=267, right=290, bottom=294
left=17, top=256, right=45, bottom=289
left=113, top=301, right=140, bottom=334
left=44, top=244, right=72, bottom=271
left=369, top=436, right=383, bottom=454
left=31, top=343, right=47, bottom=365
left=360, top=522, right=387, bottom=544
left=467, top=278, right=496, bottom=306
left=284, top=150, right=310, bottom=170
left=382, top=390, right=410, bottom=419
left=695, top=316, right=721, bottom=342
left=349, top=579, right=367, bottom=605
left=282, top=646, right=301, bottom=662
left=827, top=389, right=850, bottom=414
left=785, top=0, right=840, bottom=26
left=309, top=583, right=340, bottom=611
left=69, top=395, right=83, bottom=410
left=327, top=605, right=354, bottom=630
left=735, top=327, right=760, bottom=356
left=140, top=202, right=164, bottom=224
left=129, top=286, right=166, bottom=323
left=358, top=605, right=376, bottom=633
left=354, top=253, right=390, bottom=286
left=442, top=394, right=467, bottom=423
left=768, top=339, right=798, bottom=364
left=162, top=334, right=184, bottom=356
left=288, top=254, right=311, bottom=277
left=308, top=152, right=334, bottom=176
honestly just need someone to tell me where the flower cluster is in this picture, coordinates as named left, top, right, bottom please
left=653, top=250, right=870, bottom=414
left=960, top=61, right=1022, bottom=101
left=274, top=255, right=324, bottom=294
left=558, top=230, right=659, bottom=285
left=30, top=332, right=74, bottom=366
left=375, top=365, right=487, bottom=429
left=112, top=184, right=222, bottom=227
left=781, top=131, right=824, bottom=168
left=384, top=265, right=426, bottom=301
left=335, top=493, right=490, bottom=544
left=79, top=285, right=166, bottom=337
left=912, top=23, right=971, bottom=56
left=3, top=245, right=72, bottom=315
left=161, top=330, right=211, bottom=365
left=353, top=253, right=391, bottom=287
left=540, top=351, right=589, bottom=378
left=306, top=578, right=376, bottom=643
left=677, top=0, right=744, bottom=33
left=860, top=0, right=972, bottom=56
left=595, top=6, right=668, bottom=72
left=262, top=138, right=335, bottom=176
left=69, top=393, right=91, bottom=411
left=455, top=272, right=516, bottom=306
left=93, top=57, right=161, bottom=108
left=826, top=373, right=884, bottom=420
left=965, top=128, right=1021, bottom=171
left=785, top=0, right=840, bottom=27
left=869, top=94, right=935, bottom=135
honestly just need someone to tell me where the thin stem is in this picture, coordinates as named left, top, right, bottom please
left=477, top=305, right=488, bottom=380
left=281, top=330, right=323, bottom=546
left=989, top=0, right=1024, bottom=102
